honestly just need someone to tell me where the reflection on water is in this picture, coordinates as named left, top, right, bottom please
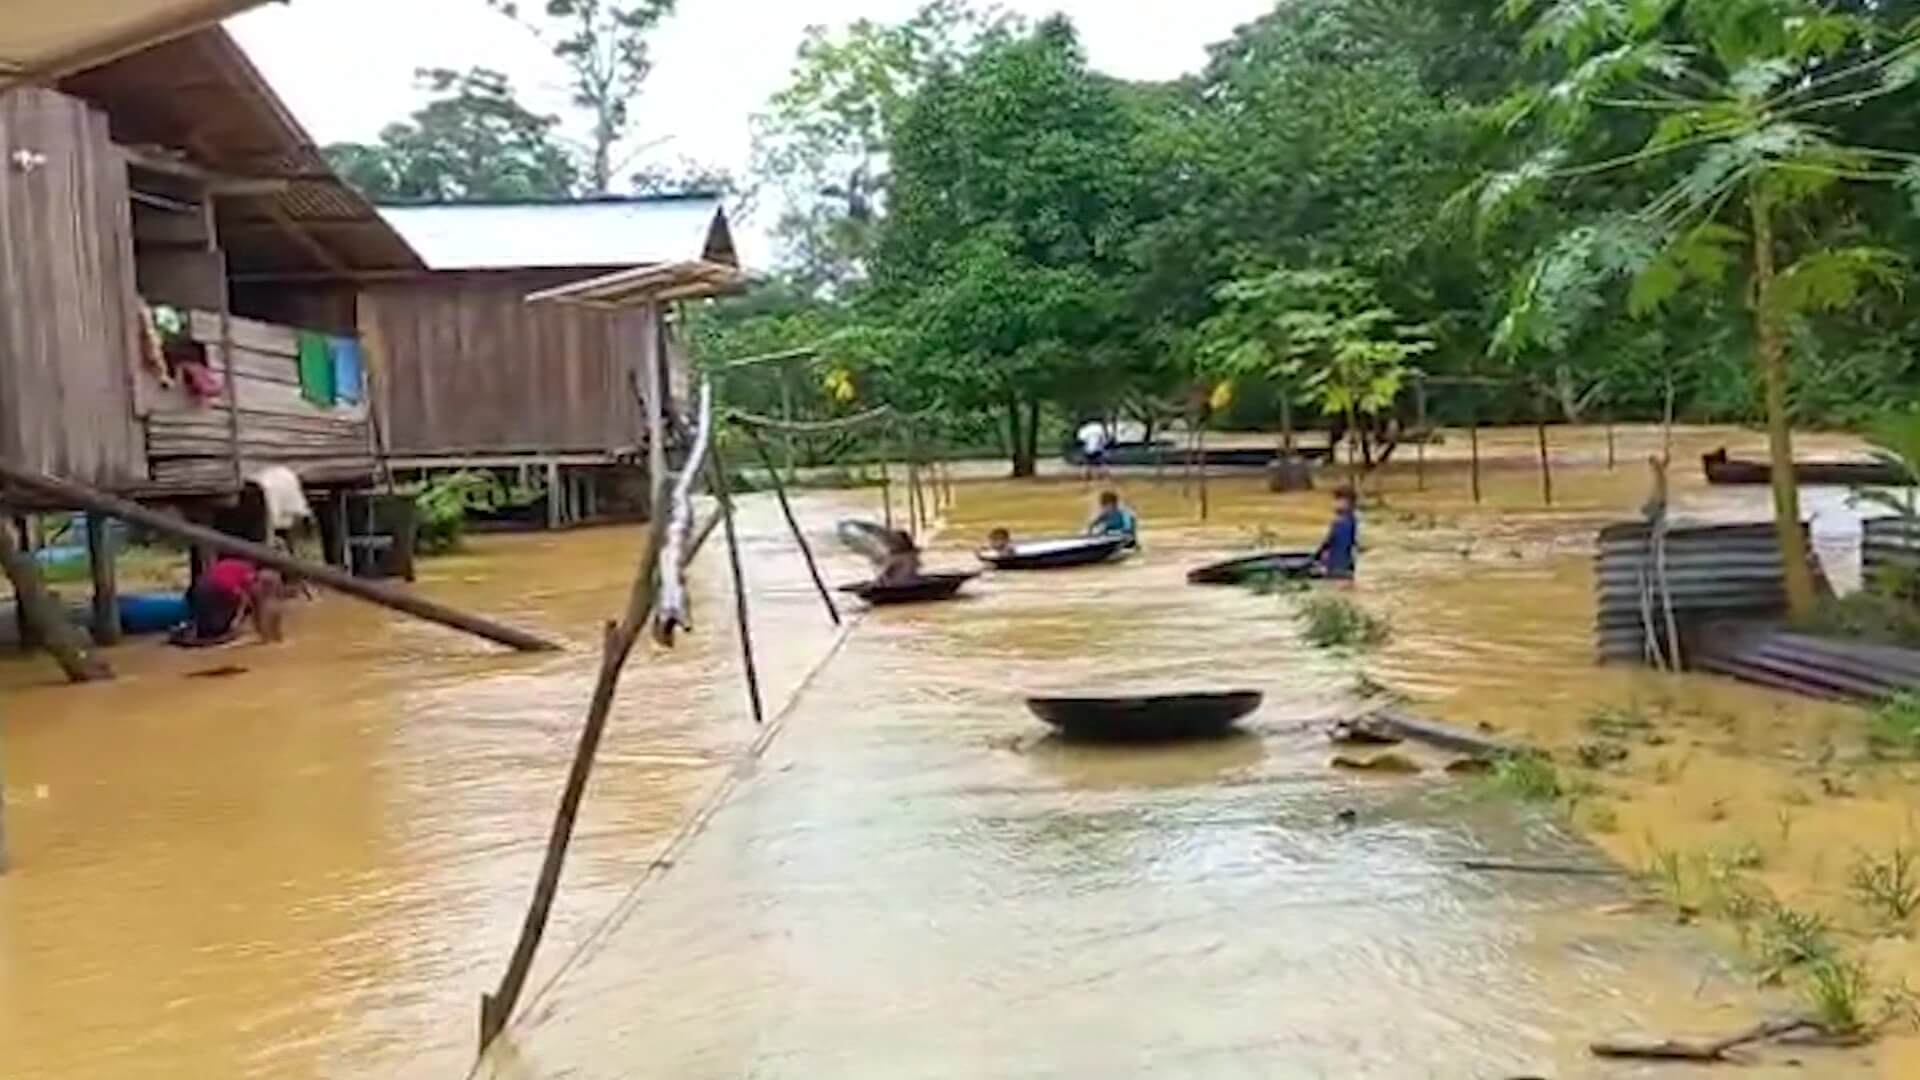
left=0, top=426, right=1883, bottom=1077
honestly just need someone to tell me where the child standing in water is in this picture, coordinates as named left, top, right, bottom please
left=1315, top=486, right=1360, bottom=583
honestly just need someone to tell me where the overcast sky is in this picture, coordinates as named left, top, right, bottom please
left=228, top=0, right=1274, bottom=267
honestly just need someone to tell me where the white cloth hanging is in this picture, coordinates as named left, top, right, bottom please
left=247, top=465, right=314, bottom=533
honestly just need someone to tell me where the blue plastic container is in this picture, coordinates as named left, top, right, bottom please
left=118, top=592, right=190, bottom=635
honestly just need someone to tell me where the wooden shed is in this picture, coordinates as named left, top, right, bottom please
left=353, top=197, right=740, bottom=526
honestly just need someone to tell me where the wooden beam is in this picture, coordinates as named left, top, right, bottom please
left=265, top=204, right=350, bottom=276
left=0, top=465, right=560, bottom=653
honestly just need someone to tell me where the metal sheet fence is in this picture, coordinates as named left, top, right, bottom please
left=1594, top=521, right=1811, bottom=666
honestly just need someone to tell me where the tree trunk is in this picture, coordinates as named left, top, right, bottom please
left=0, top=513, right=111, bottom=683
left=1010, top=398, right=1038, bottom=479
left=1750, top=191, right=1816, bottom=617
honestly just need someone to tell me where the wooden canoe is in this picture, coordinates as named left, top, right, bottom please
left=1026, top=690, right=1264, bottom=741
left=838, top=572, right=978, bottom=606
left=1701, top=448, right=1908, bottom=487
left=1187, top=551, right=1318, bottom=586
left=978, top=535, right=1133, bottom=571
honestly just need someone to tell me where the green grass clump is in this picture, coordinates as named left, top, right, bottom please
left=1869, top=693, right=1920, bottom=758
left=1296, top=594, right=1391, bottom=650
left=1850, top=846, right=1920, bottom=928
left=1803, top=956, right=1873, bottom=1035
left=1477, top=753, right=1563, bottom=803
left=1755, top=905, right=1835, bottom=982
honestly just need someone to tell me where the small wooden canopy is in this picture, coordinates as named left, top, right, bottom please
left=0, top=0, right=268, bottom=85
left=525, top=261, right=748, bottom=309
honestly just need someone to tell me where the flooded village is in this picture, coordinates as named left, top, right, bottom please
left=10, top=2, right=1920, bottom=1079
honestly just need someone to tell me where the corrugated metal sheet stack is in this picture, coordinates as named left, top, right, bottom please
left=1594, top=521, right=1812, bottom=665
left=1862, top=516, right=1920, bottom=593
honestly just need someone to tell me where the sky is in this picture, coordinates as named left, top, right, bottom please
left=228, top=0, right=1275, bottom=268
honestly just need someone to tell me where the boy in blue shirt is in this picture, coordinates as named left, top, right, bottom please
left=1316, top=486, right=1359, bottom=582
left=1086, top=490, right=1138, bottom=543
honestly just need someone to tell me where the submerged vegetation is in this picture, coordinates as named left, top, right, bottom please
left=1477, top=753, right=1563, bottom=803
left=406, top=470, right=545, bottom=555
left=1295, top=594, right=1391, bottom=649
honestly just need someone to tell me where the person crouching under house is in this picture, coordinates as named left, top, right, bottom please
left=172, top=557, right=284, bottom=647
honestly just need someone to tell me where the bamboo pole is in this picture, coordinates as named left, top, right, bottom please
left=0, top=511, right=111, bottom=682
left=1536, top=400, right=1555, bottom=507
left=0, top=465, right=558, bottom=653
left=1198, top=421, right=1210, bottom=522
left=1469, top=402, right=1483, bottom=505
left=747, top=427, right=840, bottom=628
left=880, top=456, right=894, bottom=530
left=707, top=443, right=765, bottom=727
left=1414, top=379, right=1428, bottom=492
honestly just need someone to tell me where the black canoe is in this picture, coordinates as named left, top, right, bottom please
left=838, top=572, right=978, bottom=606
left=1702, top=447, right=1908, bottom=487
left=978, top=535, right=1133, bottom=571
left=1187, top=551, right=1319, bottom=586
left=1026, top=690, right=1264, bottom=741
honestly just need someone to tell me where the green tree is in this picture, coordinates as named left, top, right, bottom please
left=489, top=0, right=678, bottom=192
left=874, top=18, right=1145, bottom=477
left=324, top=67, right=578, bottom=201
left=1473, top=0, right=1920, bottom=616
left=1201, top=268, right=1432, bottom=471
left=752, top=1, right=1013, bottom=292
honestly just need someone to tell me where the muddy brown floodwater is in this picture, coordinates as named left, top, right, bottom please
left=0, top=425, right=1900, bottom=1077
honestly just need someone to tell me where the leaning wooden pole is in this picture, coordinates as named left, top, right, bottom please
left=747, top=427, right=840, bottom=628
left=0, top=465, right=557, bottom=653
left=0, top=510, right=111, bottom=683
left=478, top=462, right=673, bottom=1050
left=707, top=444, right=766, bottom=726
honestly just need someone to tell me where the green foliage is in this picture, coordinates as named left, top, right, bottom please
left=1295, top=594, right=1393, bottom=649
left=1868, top=693, right=1920, bottom=759
left=1199, top=268, right=1432, bottom=451
left=1803, top=955, right=1873, bottom=1034
left=325, top=68, right=577, bottom=201
left=752, top=1, right=1012, bottom=292
left=1756, top=904, right=1835, bottom=982
left=406, top=470, right=544, bottom=555
left=487, top=0, right=679, bottom=191
left=1850, top=846, right=1920, bottom=928
left=1478, top=753, right=1565, bottom=802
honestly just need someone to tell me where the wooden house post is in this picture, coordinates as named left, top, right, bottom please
left=86, top=514, right=121, bottom=645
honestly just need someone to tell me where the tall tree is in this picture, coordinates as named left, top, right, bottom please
left=1474, top=0, right=1920, bottom=616
left=874, top=18, right=1147, bottom=477
left=752, top=1, right=1014, bottom=292
left=490, top=0, right=678, bottom=192
left=324, top=67, right=578, bottom=201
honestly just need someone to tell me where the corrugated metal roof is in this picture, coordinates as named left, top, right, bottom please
left=378, top=197, right=735, bottom=272
left=0, top=0, right=268, bottom=84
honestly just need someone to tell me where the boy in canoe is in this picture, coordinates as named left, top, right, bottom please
left=877, top=529, right=924, bottom=585
left=1315, top=486, right=1359, bottom=583
left=1086, top=491, right=1138, bottom=543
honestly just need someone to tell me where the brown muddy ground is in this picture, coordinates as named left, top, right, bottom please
left=1, top=424, right=1910, bottom=1077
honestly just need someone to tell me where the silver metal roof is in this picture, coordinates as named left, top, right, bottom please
left=376, top=196, right=734, bottom=273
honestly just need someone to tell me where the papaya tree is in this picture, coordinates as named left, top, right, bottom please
left=1199, top=267, right=1432, bottom=475
left=1471, top=0, right=1920, bottom=616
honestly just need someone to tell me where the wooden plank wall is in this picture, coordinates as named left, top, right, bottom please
left=0, top=87, right=146, bottom=490
left=360, top=273, right=656, bottom=457
left=136, top=309, right=373, bottom=490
